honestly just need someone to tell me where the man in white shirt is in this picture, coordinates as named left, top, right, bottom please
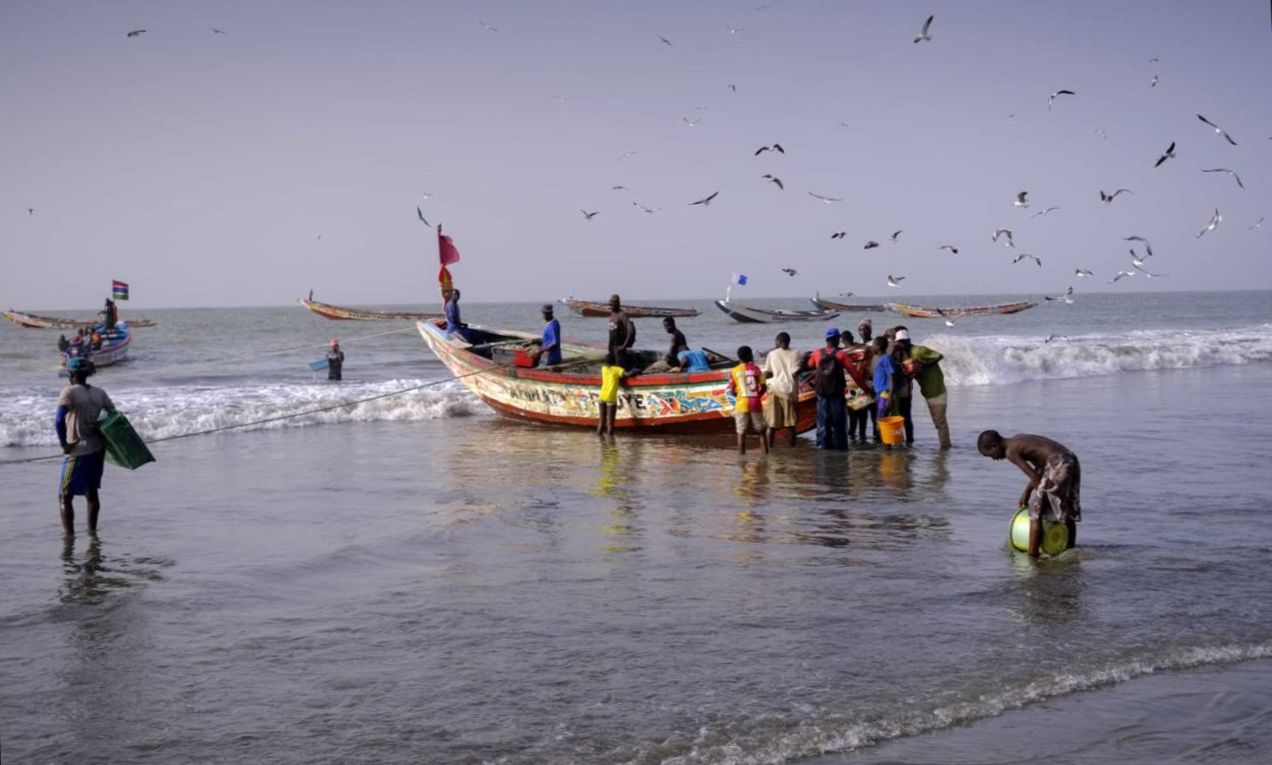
left=761, top=332, right=801, bottom=447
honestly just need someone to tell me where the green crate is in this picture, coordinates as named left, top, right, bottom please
left=99, top=411, right=156, bottom=470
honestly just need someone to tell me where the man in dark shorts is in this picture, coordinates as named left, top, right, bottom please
left=978, top=430, right=1081, bottom=557
left=607, top=294, right=637, bottom=370
left=55, top=357, right=116, bottom=535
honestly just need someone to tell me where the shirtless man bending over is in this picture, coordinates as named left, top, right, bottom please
left=978, top=430, right=1081, bottom=558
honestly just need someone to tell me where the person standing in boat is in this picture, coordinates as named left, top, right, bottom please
left=326, top=339, right=345, bottom=381
left=101, top=298, right=117, bottom=331
left=606, top=294, right=637, bottom=370
left=663, top=317, right=688, bottom=368
left=531, top=304, right=562, bottom=367
left=55, top=357, right=116, bottom=536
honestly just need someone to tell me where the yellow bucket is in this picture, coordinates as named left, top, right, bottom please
left=1009, top=507, right=1069, bottom=556
left=879, top=415, right=906, bottom=445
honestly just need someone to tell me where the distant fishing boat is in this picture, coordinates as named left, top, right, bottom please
left=885, top=300, right=1038, bottom=319
left=809, top=293, right=887, bottom=312
left=60, top=322, right=131, bottom=370
left=416, top=319, right=818, bottom=433
left=561, top=298, right=700, bottom=319
left=3, top=309, right=156, bottom=329
left=298, top=298, right=442, bottom=322
left=714, top=300, right=840, bottom=324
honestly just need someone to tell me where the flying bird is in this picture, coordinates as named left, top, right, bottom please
left=1197, top=114, right=1237, bottom=146
left=1149, top=57, right=1159, bottom=63
left=1100, top=188, right=1133, bottom=203
left=659, top=36, right=674, bottom=47
left=682, top=116, right=701, bottom=127
left=761, top=174, right=784, bottom=190
left=1150, top=75, right=1159, bottom=88
left=688, top=191, right=719, bottom=207
left=1093, top=129, right=1108, bottom=139
left=1045, top=286, right=1075, bottom=304
left=610, top=185, right=628, bottom=191
left=1153, top=142, right=1176, bottom=167
left=1123, top=235, right=1154, bottom=257
left=479, top=19, right=498, bottom=32
left=1013, top=191, right=1030, bottom=208
left=126, top=29, right=146, bottom=37
left=615, top=151, right=637, bottom=162
left=728, top=84, right=737, bottom=92
left=890, top=230, right=903, bottom=243
left=938, top=245, right=959, bottom=255
left=807, top=192, right=842, bottom=204
left=581, top=209, right=600, bottom=220
left=632, top=202, right=659, bottom=214
left=1047, top=89, right=1075, bottom=111
left=420, top=192, right=434, bottom=200
left=1074, top=268, right=1094, bottom=278
left=1108, top=269, right=1135, bottom=284
left=886, top=274, right=905, bottom=288
left=780, top=267, right=797, bottom=276
left=1197, top=208, right=1221, bottom=238
left=753, top=143, right=785, bottom=156
left=209, top=27, right=227, bottom=35
left=1032, top=206, right=1061, bottom=218
left=830, top=231, right=846, bottom=239
left=1132, top=262, right=1167, bottom=278
left=1251, top=217, right=1264, bottom=230
left=991, top=228, right=1015, bottom=247
left=27, top=207, right=35, bottom=215
left=863, top=240, right=880, bottom=250
left=1012, top=253, right=1042, bottom=267
left=1201, top=168, right=1244, bottom=189
left=726, top=25, right=745, bottom=35
left=914, top=15, right=934, bottom=43
left=416, top=207, right=431, bottom=227
left=935, top=308, right=955, bottom=327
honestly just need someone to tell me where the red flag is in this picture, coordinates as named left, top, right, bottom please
left=438, top=229, right=461, bottom=266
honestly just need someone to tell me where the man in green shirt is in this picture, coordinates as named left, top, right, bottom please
left=895, top=331, right=950, bottom=449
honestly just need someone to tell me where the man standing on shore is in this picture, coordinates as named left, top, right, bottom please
left=896, top=330, right=950, bottom=449
left=55, top=358, right=115, bottom=536
left=978, top=431, right=1081, bottom=557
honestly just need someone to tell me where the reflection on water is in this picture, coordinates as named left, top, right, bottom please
left=596, top=443, right=644, bottom=553
left=60, top=536, right=133, bottom=604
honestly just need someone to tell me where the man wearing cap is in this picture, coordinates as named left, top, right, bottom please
left=895, top=330, right=950, bottom=449
left=532, top=304, right=563, bottom=367
left=326, top=339, right=345, bottom=381
left=606, top=294, right=637, bottom=370
left=55, top=358, right=116, bottom=535
left=804, top=327, right=868, bottom=450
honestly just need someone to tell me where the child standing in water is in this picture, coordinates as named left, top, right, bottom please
left=597, top=352, right=626, bottom=436
left=726, top=346, right=769, bottom=455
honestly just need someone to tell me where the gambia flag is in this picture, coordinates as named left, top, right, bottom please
left=112, top=280, right=129, bottom=300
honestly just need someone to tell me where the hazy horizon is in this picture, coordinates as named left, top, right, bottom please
left=3, top=1, right=1270, bottom=311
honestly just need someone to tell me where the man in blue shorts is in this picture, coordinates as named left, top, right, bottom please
left=56, top=357, right=116, bottom=535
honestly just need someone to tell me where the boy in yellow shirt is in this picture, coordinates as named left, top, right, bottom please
left=726, top=346, right=769, bottom=454
left=597, top=352, right=627, bottom=436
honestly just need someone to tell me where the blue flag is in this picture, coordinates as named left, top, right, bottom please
left=730, top=273, right=748, bottom=286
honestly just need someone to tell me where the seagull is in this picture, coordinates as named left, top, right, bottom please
left=27, top=207, right=35, bottom=215
left=416, top=207, right=431, bottom=227
left=1108, top=269, right=1135, bottom=284
left=1202, top=168, right=1244, bottom=189
left=659, top=36, right=674, bottom=47
left=726, top=25, right=745, bottom=35
left=126, top=29, right=146, bottom=37
left=914, top=15, right=934, bottom=43
left=762, top=174, right=784, bottom=190
left=1093, top=128, right=1108, bottom=139
left=1044, top=334, right=1069, bottom=344
left=753, top=143, right=785, bottom=156
left=1045, top=286, right=1075, bottom=304
left=728, top=84, right=737, bottom=92
left=890, top=230, right=903, bottom=243
left=991, top=228, right=1015, bottom=248
left=863, top=240, right=880, bottom=250
left=1013, top=191, right=1030, bottom=208
left=479, top=19, right=498, bottom=32
left=1132, top=262, right=1167, bottom=278
left=938, top=245, right=959, bottom=255
left=887, top=274, right=905, bottom=288
left=616, top=150, right=638, bottom=162
left=780, top=267, right=797, bottom=276
left=1100, top=188, right=1133, bottom=203
left=1149, top=57, right=1159, bottom=64
left=1150, top=75, right=1159, bottom=88
left=632, top=202, right=659, bottom=214
left=610, top=185, right=628, bottom=191
left=1032, top=206, right=1061, bottom=218
left=935, top=308, right=955, bottom=327
left=1252, top=217, right=1265, bottom=230
left=1123, top=236, right=1154, bottom=257
left=581, top=209, right=600, bottom=220
left=1197, top=114, right=1237, bottom=146
left=1075, top=268, right=1094, bottom=278
left=1129, top=249, right=1149, bottom=268
left=420, top=192, right=434, bottom=200
left=1047, top=89, right=1075, bottom=111
left=209, top=27, right=227, bottom=35
left=1197, top=208, right=1222, bottom=238
left=1153, top=142, right=1176, bottom=167
left=808, top=192, right=843, bottom=204
left=831, top=231, right=846, bottom=239
left=688, top=191, right=719, bottom=207
left=1012, top=253, right=1042, bottom=267
left=682, top=116, right=701, bottom=127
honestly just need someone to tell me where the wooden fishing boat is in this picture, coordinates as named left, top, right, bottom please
left=298, top=298, right=442, bottom=321
left=60, top=322, right=131, bottom=370
left=809, top=293, right=887, bottom=312
left=3, top=309, right=156, bottom=329
left=715, top=300, right=840, bottom=324
left=416, top=319, right=818, bottom=433
left=560, top=298, right=700, bottom=319
left=885, top=300, right=1038, bottom=319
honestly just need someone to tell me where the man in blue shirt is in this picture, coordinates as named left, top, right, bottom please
left=676, top=348, right=711, bottom=372
left=533, top=304, right=563, bottom=366
left=444, top=289, right=474, bottom=342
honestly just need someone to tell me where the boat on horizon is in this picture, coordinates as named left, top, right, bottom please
left=884, top=300, right=1038, bottom=319
left=4, top=309, right=156, bottom=329
left=560, top=298, right=700, bottom=319
left=810, top=293, right=887, bottom=313
left=416, top=319, right=818, bottom=433
left=298, top=297, right=442, bottom=322
left=714, top=300, right=840, bottom=324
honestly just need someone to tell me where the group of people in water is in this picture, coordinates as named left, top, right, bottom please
left=55, top=298, right=119, bottom=358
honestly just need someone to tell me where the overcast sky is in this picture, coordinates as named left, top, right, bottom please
left=2, top=0, right=1269, bottom=309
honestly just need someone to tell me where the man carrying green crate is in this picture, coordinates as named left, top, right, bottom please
left=55, top=357, right=115, bottom=535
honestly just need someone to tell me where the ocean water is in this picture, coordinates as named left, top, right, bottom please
left=1, top=291, right=1270, bottom=763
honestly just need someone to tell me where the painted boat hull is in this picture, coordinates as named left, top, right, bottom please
left=61, top=323, right=131, bottom=369
left=715, top=300, right=840, bottom=324
left=885, top=300, right=1038, bottom=319
left=561, top=299, right=700, bottom=319
left=809, top=295, right=887, bottom=312
left=299, top=298, right=442, bottom=321
left=3, top=310, right=154, bottom=329
left=416, top=320, right=819, bottom=434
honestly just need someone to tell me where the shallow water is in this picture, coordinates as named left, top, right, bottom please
left=2, top=294, right=1271, bottom=762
